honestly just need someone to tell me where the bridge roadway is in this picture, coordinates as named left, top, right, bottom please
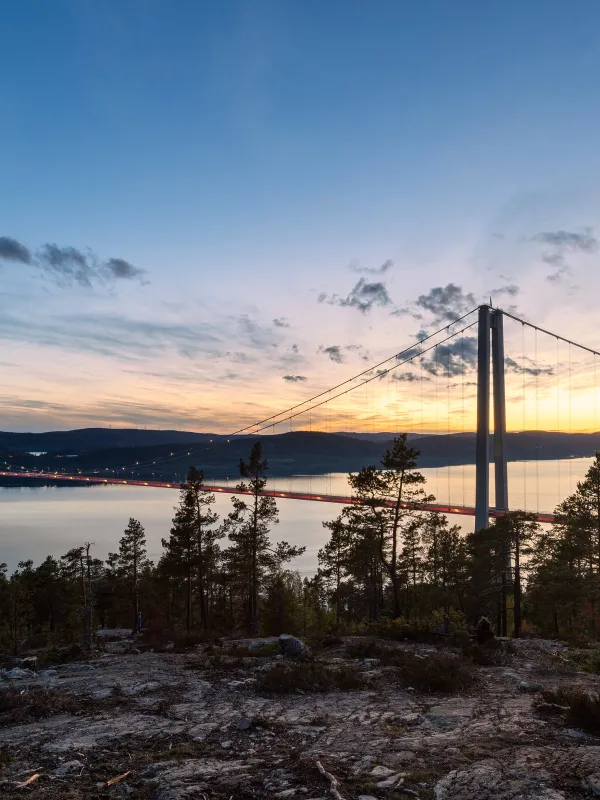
left=0, top=470, right=556, bottom=524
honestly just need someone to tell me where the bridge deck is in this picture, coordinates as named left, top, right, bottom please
left=0, top=470, right=556, bottom=523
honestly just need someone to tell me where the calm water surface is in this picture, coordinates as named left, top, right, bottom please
left=0, top=458, right=594, bottom=574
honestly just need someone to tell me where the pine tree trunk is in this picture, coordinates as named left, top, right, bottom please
left=513, top=531, right=522, bottom=638
left=133, top=547, right=139, bottom=636
left=186, top=570, right=192, bottom=634
left=250, top=491, right=259, bottom=635
left=85, top=544, right=93, bottom=651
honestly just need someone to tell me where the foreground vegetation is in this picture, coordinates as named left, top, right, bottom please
left=3, top=434, right=600, bottom=654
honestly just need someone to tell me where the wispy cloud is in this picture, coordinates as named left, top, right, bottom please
left=349, top=258, right=394, bottom=275
left=104, top=258, right=146, bottom=281
left=0, top=234, right=147, bottom=288
left=273, top=317, right=289, bottom=327
left=237, top=315, right=280, bottom=348
left=419, top=336, right=478, bottom=377
left=0, top=312, right=224, bottom=362
left=505, top=356, right=553, bottom=377
left=396, top=346, right=422, bottom=362
left=531, top=228, right=598, bottom=283
left=282, top=374, right=307, bottom=383
left=391, top=371, right=428, bottom=382
left=491, top=284, right=520, bottom=298
left=318, top=345, right=345, bottom=364
left=318, top=278, right=393, bottom=313
left=416, top=284, right=477, bottom=325
left=0, top=236, right=32, bottom=264
left=317, top=343, right=370, bottom=364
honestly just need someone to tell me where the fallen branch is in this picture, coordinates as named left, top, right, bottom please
left=106, top=770, right=132, bottom=787
left=315, top=760, right=345, bottom=800
left=15, top=773, right=40, bottom=789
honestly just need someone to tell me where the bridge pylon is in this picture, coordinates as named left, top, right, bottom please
left=475, top=305, right=508, bottom=530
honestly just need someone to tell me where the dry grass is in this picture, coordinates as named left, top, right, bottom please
left=462, top=642, right=506, bottom=666
left=256, top=662, right=369, bottom=693
left=395, top=651, right=476, bottom=693
left=536, top=686, right=600, bottom=733
left=0, top=688, right=82, bottom=723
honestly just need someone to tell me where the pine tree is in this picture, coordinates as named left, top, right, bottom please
left=399, top=519, right=424, bottom=618
left=422, top=513, right=467, bottom=614
left=114, top=518, right=150, bottom=634
left=162, top=466, right=221, bottom=632
left=344, top=434, right=432, bottom=618
left=490, top=511, right=540, bottom=637
left=318, top=516, right=352, bottom=624
left=222, top=442, right=304, bottom=634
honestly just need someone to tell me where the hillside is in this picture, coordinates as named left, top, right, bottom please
left=0, top=428, right=223, bottom=454
left=2, top=428, right=600, bottom=483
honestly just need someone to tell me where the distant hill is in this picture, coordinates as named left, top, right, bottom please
left=2, top=428, right=600, bottom=484
left=337, top=432, right=424, bottom=442
left=0, top=428, right=223, bottom=454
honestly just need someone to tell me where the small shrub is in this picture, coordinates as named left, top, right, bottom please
left=396, top=652, right=476, bottom=693
left=320, top=634, right=344, bottom=648
left=346, top=639, right=407, bottom=667
left=171, top=631, right=208, bottom=652
left=346, top=638, right=383, bottom=659
left=240, top=642, right=281, bottom=658
left=462, top=642, right=505, bottom=666
left=256, top=662, right=368, bottom=693
left=0, top=688, right=81, bottom=723
left=537, top=686, right=600, bottom=733
left=39, top=642, right=87, bottom=667
left=580, top=649, right=600, bottom=674
left=371, top=609, right=468, bottom=642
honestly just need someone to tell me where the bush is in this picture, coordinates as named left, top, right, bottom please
left=0, top=688, right=81, bottom=723
left=345, top=639, right=407, bottom=667
left=537, top=686, right=600, bottom=734
left=320, top=634, right=344, bottom=648
left=141, top=627, right=220, bottom=653
left=246, top=642, right=281, bottom=657
left=396, top=652, right=476, bottom=693
left=256, top=662, right=368, bottom=693
left=462, top=641, right=505, bottom=666
left=580, top=649, right=600, bottom=674
left=345, top=638, right=383, bottom=660
left=371, top=609, right=468, bottom=642
left=39, top=642, right=87, bottom=667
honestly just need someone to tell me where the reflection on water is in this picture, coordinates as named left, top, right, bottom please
left=0, top=458, right=594, bottom=575
left=210, top=457, right=593, bottom=514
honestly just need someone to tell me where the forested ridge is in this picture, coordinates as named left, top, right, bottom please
left=3, top=435, right=600, bottom=655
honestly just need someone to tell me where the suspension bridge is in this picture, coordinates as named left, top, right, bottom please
left=2, top=304, right=599, bottom=528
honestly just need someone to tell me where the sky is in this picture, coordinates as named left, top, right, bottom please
left=2, top=0, right=600, bottom=434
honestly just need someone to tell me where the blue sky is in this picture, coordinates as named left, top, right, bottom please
left=2, top=0, right=600, bottom=432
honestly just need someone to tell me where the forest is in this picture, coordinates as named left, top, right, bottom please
left=2, top=434, right=600, bottom=655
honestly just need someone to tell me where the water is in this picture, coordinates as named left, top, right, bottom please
left=0, top=458, right=594, bottom=574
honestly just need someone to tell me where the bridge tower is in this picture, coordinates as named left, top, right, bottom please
left=475, top=305, right=508, bottom=530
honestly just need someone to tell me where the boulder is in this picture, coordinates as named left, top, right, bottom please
left=279, top=635, right=311, bottom=660
left=2, top=667, right=35, bottom=680
left=518, top=680, right=543, bottom=693
left=54, top=759, right=84, bottom=776
left=583, top=774, right=600, bottom=796
left=476, top=617, right=495, bottom=646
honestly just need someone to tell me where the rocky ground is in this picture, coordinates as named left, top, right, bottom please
left=0, top=634, right=599, bottom=799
